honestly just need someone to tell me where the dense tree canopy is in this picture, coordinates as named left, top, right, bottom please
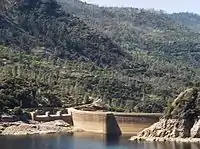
left=169, top=12, right=200, bottom=33
left=59, top=0, right=200, bottom=67
left=1, top=0, right=200, bottom=113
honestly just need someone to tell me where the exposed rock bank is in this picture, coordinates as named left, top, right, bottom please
left=0, top=120, right=73, bottom=136
left=130, top=136, right=200, bottom=143
left=131, top=88, right=200, bottom=142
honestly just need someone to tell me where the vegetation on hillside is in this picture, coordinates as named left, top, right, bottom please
left=169, top=12, right=200, bottom=33
left=59, top=0, right=200, bottom=67
left=1, top=0, right=130, bottom=68
left=0, top=0, right=200, bottom=114
left=1, top=44, right=199, bottom=113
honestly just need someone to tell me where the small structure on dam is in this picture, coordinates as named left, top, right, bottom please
left=30, top=110, right=72, bottom=125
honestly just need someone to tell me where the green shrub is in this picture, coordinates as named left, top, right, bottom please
left=12, top=107, right=23, bottom=116
left=134, top=100, right=164, bottom=113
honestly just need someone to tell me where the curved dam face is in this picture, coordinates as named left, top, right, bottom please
left=69, top=108, right=162, bottom=135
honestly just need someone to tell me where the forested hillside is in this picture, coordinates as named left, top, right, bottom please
left=1, top=0, right=130, bottom=68
left=169, top=12, right=200, bottom=33
left=1, top=0, right=200, bottom=113
left=1, top=45, right=199, bottom=113
left=58, top=0, right=200, bottom=67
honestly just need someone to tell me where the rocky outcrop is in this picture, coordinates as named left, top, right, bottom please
left=75, top=99, right=111, bottom=111
left=0, top=120, right=73, bottom=135
left=137, top=119, right=192, bottom=138
left=131, top=88, right=200, bottom=141
left=191, top=118, right=200, bottom=138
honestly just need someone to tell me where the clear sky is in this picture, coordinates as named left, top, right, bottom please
left=81, top=0, right=200, bottom=14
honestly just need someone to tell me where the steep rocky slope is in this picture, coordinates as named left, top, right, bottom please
left=131, top=88, right=200, bottom=140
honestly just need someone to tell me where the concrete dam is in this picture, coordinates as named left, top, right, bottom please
left=31, top=108, right=162, bottom=135
left=69, top=108, right=162, bottom=135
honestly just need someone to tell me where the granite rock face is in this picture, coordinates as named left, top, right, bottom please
left=138, top=119, right=192, bottom=138
left=135, top=88, right=200, bottom=139
left=191, top=118, right=200, bottom=138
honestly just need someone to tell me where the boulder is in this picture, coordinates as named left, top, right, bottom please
left=92, top=98, right=110, bottom=109
left=191, top=118, right=200, bottom=138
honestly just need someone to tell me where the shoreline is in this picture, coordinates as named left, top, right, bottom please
left=0, top=120, right=75, bottom=136
left=2, top=121, right=200, bottom=144
left=130, top=136, right=200, bottom=143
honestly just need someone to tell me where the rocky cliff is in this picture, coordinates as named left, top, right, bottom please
left=131, top=88, right=200, bottom=141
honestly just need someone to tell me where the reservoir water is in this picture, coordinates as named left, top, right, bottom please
left=0, top=132, right=199, bottom=149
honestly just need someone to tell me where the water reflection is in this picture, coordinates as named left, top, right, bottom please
left=0, top=133, right=199, bottom=149
left=105, top=135, right=120, bottom=146
left=142, top=141, right=200, bottom=149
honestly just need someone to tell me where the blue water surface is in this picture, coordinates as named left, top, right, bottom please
left=0, top=132, right=198, bottom=149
